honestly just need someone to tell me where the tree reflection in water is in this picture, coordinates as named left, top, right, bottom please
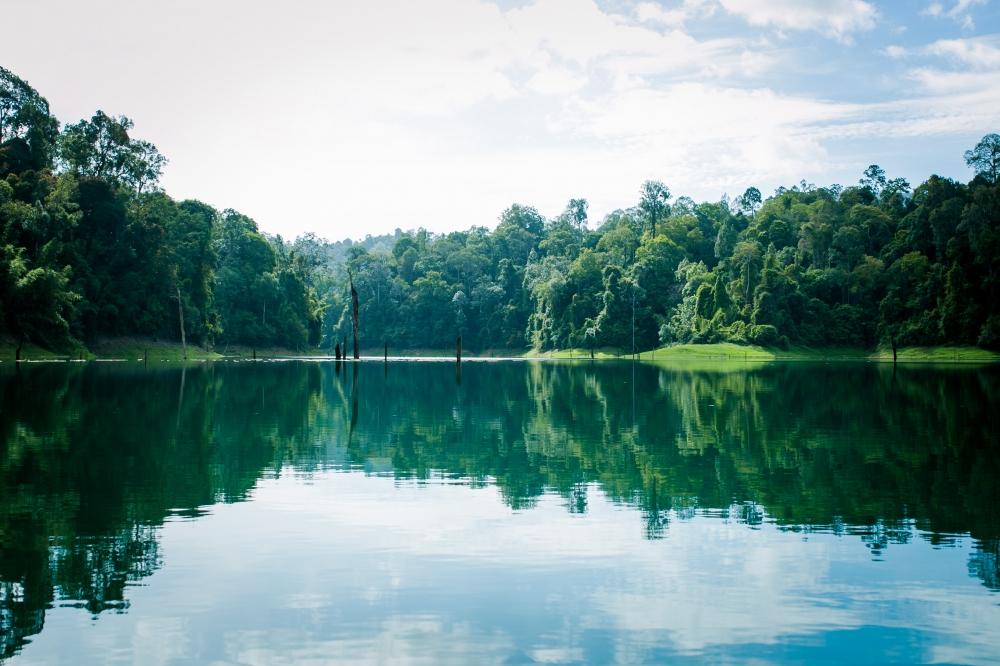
left=1, top=359, right=997, bottom=658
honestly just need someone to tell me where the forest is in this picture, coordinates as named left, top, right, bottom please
left=2, top=64, right=999, bottom=355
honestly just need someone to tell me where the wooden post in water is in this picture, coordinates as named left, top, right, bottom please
left=456, top=335, right=462, bottom=363
left=384, top=341, right=388, bottom=362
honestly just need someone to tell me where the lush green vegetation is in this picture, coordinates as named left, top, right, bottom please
left=2, top=66, right=999, bottom=358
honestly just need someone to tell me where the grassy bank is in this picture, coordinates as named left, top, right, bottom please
left=5, top=338, right=998, bottom=364
left=0, top=338, right=221, bottom=362
left=865, top=345, right=1000, bottom=363
left=89, top=338, right=222, bottom=361
left=0, top=340, right=84, bottom=362
left=529, top=343, right=1000, bottom=364
left=527, top=347, right=636, bottom=360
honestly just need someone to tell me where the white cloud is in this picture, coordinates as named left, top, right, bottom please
left=884, top=45, right=909, bottom=58
left=718, top=0, right=878, bottom=40
left=635, top=0, right=715, bottom=27
left=525, top=67, right=589, bottom=95
left=925, top=36, right=1000, bottom=68
left=922, top=0, right=987, bottom=29
left=3, top=0, right=997, bottom=240
left=636, top=2, right=689, bottom=27
left=924, top=2, right=945, bottom=17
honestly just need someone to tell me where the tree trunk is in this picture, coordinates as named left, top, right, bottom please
left=175, top=284, right=187, bottom=360
left=891, top=335, right=897, bottom=364
left=335, top=342, right=341, bottom=360
left=745, top=264, right=751, bottom=304
left=349, top=271, right=360, bottom=359
left=456, top=335, right=462, bottom=362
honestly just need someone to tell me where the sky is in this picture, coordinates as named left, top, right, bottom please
left=3, top=0, right=1000, bottom=241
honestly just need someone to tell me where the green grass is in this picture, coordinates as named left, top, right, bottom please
left=0, top=340, right=83, bottom=362
left=529, top=342, right=1000, bottom=364
left=89, top=338, right=221, bottom=361
left=643, top=342, right=781, bottom=360
left=6, top=337, right=997, bottom=364
left=867, top=345, right=1000, bottom=363
left=526, top=347, right=626, bottom=360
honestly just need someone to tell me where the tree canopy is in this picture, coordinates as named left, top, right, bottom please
left=1, top=65, right=998, bottom=354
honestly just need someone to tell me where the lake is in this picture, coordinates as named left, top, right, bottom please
left=1, top=359, right=998, bottom=664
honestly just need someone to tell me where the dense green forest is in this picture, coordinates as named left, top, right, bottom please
left=2, top=65, right=999, bottom=355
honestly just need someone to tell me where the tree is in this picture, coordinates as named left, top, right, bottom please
left=732, top=240, right=762, bottom=306
left=123, top=140, right=167, bottom=194
left=58, top=111, right=133, bottom=182
left=965, top=133, right=1000, bottom=183
left=0, top=66, right=59, bottom=171
left=594, top=265, right=638, bottom=348
left=452, top=290, right=468, bottom=337
left=860, top=164, right=887, bottom=196
left=0, top=245, right=76, bottom=356
left=214, top=209, right=279, bottom=346
left=566, top=198, right=588, bottom=227
left=738, top=186, right=762, bottom=217
left=494, top=204, right=543, bottom=265
left=349, top=270, right=360, bottom=358
left=5, top=60, right=1000, bottom=358
left=639, top=180, right=670, bottom=236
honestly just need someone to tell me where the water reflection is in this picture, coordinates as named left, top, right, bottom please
left=0, top=360, right=998, bottom=661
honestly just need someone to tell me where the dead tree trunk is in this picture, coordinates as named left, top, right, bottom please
left=456, top=335, right=462, bottom=362
left=335, top=342, right=341, bottom=360
left=349, top=271, right=360, bottom=360
left=175, top=284, right=188, bottom=360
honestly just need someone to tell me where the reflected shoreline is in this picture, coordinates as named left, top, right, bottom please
left=1, top=361, right=998, bottom=659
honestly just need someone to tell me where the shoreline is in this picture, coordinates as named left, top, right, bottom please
left=2, top=340, right=998, bottom=365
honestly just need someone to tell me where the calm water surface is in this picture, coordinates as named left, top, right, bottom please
left=1, top=360, right=998, bottom=664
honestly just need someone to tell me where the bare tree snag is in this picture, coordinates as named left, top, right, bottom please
left=175, top=284, right=188, bottom=360
left=349, top=270, right=360, bottom=360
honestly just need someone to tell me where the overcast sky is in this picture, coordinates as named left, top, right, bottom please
left=4, top=0, right=1000, bottom=240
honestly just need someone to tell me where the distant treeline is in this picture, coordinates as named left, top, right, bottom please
left=2, top=65, right=999, bottom=353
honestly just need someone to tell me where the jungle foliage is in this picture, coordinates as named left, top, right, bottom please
left=2, top=66, right=998, bottom=353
